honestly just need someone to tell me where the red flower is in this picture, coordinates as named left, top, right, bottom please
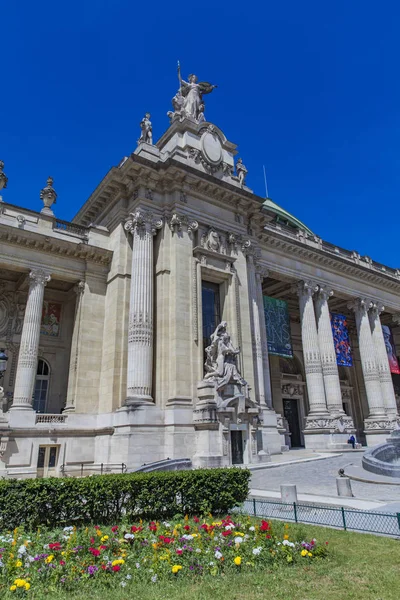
left=266, top=534, right=271, bottom=539
left=159, top=535, right=174, bottom=544
left=94, top=526, right=100, bottom=530
left=89, top=547, right=100, bottom=557
left=111, top=526, right=118, bottom=533
left=149, top=522, right=157, bottom=532
left=101, top=564, right=107, bottom=570
left=90, top=537, right=95, bottom=544
left=112, top=565, right=121, bottom=572
left=59, top=560, right=66, bottom=566
left=184, top=525, right=190, bottom=531
left=260, top=520, right=270, bottom=532
left=193, top=516, right=200, bottom=523
left=49, top=542, right=61, bottom=551
left=131, top=526, right=143, bottom=533
left=176, top=549, right=183, bottom=555
left=221, top=530, right=232, bottom=537
left=100, top=545, right=108, bottom=550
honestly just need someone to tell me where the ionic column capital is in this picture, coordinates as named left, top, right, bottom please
left=74, top=280, right=85, bottom=296
left=29, top=269, right=51, bottom=287
left=368, top=301, right=385, bottom=316
left=392, top=313, right=400, bottom=326
left=167, top=213, right=198, bottom=236
left=255, top=264, right=269, bottom=281
left=315, top=284, right=334, bottom=303
left=294, top=279, right=319, bottom=299
left=124, top=210, right=163, bottom=236
left=347, top=297, right=372, bottom=317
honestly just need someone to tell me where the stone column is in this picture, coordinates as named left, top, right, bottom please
left=247, top=255, right=267, bottom=406
left=64, top=281, right=85, bottom=413
left=314, top=286, right=344, bottom=416
left=11, top=269, right=51, bottom=410
left=369, top=303, right=398, bottom=418
left=296, top=280, right=328, bottom=415
left=255, top=266, right=273, bottom=408
left=124, top=210, right=162, bottom=405
left=348, top=298, right=386, bottom=418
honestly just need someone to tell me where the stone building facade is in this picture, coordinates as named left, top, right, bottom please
left=0, top=97, right=399, bottom=477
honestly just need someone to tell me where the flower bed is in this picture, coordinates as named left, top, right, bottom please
left=0, top=515, right=328, bottom=594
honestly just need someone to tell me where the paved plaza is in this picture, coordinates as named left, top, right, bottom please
left=250, top=453, right=400, bottom=504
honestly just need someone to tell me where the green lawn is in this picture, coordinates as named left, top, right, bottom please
left=6, top=524, right=399, bottom=600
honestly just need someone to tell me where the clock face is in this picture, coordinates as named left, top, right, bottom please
left=201, top=130, right=222, bottom=165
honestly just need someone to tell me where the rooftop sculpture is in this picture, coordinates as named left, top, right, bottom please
left=168, top=62, right=217, bottom=123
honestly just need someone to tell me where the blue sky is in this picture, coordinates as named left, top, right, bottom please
left=2, top=1, right=400, bottom=267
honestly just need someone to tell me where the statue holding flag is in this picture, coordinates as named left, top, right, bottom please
left=168, top=62, right=217, bottom=123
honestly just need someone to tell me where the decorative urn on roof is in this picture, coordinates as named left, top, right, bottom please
left=40, top=176, right=57, bottom=215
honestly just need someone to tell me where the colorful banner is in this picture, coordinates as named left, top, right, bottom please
left=330, top=313, right=352, bottom=367
left=41, top=302, right=61, bottom=337
left=382, top=325, right=400, bottom=374
left=263, top=296, right=293, bottom=358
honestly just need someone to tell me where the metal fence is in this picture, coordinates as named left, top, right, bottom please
left=240, top=498, right=400, bottom=537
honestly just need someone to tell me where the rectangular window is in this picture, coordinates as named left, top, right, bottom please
left=201, top=281, right=221, bottom=373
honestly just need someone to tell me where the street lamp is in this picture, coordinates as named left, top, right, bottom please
left=0, top=349, right=8, bottom=381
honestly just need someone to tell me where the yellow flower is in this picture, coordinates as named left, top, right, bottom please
left=100, top=535, right=109, bottom=542
left=61, top=551, right=66, bottom=556
left=11, top=540, right=16, bottom=547
left=45, top=555, right=54, bottom=564
left=15, top=560, right=22, bottom=568
left=152, top=543, right=158, bottom=550
left=111, top=559, right=125, bottom=567
left=284, top=524, right=289, bottom=529
left=10, top=585, right=17, bottom=592
left=172, top=529, right=179, bottom=537
left=24, top=583, right=31, bottom=591
left=284, top=534, right=289, bottom=540
left=236, top=532, right=245, bottom=537
left=308, top=552, right=313, bottom=557
left=301, top=549, right=308, bottom=557
left=24, top=541, right=29, bottom=547
left=234, top=556, right=242, bottom=566
left=96, top=530, right=102, bottom=537
left=191, top=533, right=198, bottom=538
left=14, top=579, right=26, bottom=588
left=171, top=565, right=182, bottom=574
left=184, top=514, right=189, bottom=522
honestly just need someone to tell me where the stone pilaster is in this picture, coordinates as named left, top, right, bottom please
left=314, top=286, right=345, bottom=416
left=369, top=303, right=398, bottom=419
left=124, top=210, right=162, bottom=405
left=255, top=266, right=273, bottom=408
left=296, top=280, right=328, bottom=416
left=247, top=255, right=266, bottom=406
left=10, top=269, right=51, bottom=410
left=348, top=298, right=387, bottom=422
left=64, top=281, right=85, bottom=413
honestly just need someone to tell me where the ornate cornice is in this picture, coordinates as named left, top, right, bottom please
left=0, top=224, right=112, bottom=268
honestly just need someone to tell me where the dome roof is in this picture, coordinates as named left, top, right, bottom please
left=262, top=197, right=314, bottom=236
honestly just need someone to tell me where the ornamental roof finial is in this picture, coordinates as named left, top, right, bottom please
left=40, top=176, right=57, bottom=215
left=0, top=161, right=8, bottom=202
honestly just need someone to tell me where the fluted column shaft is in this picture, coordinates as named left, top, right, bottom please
left=369, top=304, right=398, bottom=418
left=11, top=269, right=51, bottom=410
left=349, top=299, right=386, bottom=418
left=64, top=281, right=85, bottom=413
left=315, top=287, right=344, bottom=415
left=125, top=211, right=162, bottom=405
left=247, top=256, right=266, bottom=406
left=297, top=281, right=328, bottom=415
left=255, top=267, right=273, bottom=408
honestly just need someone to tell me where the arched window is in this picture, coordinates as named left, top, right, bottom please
left=33, top=359, right=50, bottom=413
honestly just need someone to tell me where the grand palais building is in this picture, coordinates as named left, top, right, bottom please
left=0, top=75, right=399, bottom=478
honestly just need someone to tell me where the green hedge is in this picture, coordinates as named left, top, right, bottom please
left=0, top=468, right=250, bottom=529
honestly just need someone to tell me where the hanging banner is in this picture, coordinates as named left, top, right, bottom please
left=263, top=296, right=293, bottom=358
left=382, top=325, right=400, bottom=374
left=330, top=313, right=353, bottom=367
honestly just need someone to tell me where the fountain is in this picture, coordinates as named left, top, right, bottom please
left=362, top=430, right=400, bottom=478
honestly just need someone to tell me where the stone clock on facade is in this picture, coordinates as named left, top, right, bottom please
left=0, top=68, right=399, bottom=478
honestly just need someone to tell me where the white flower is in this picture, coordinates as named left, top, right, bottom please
left=225, top=524, right=235, bottom=530
left=63, top=526, right=74, bottom=532
left=120, top=581, right=127, bottom=587
left=124, top=533, right=135, bottom=540
left=215, top=551, right=223, bottom=559
left=209, top=561, right=215, bottom=566
left=126, top=574, right=132, bottom=580
left=282, top=540, right=295, bottom=548
left=103, top=555, right=110, bottom=561
left=43, top=544, right=49, bottom=550
left=151, top=575, right=158, bottom=583
left=234, top=536, right=243, bottom=544
left=195, top=548, right=201, bottom=553
left=0, top=560, right=3, bottom=567
left=252, top=547, right=262, bottom=556
left=135, top=563, right=140, bottom=569
left=163, top=522, right=171, bottom=528
left=18, top=545, right=27, bottom=556
left=249, top=526, right=255, bottom=532
left=181, top=534, right=193, bottom=540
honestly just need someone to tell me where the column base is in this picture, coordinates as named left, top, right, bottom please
left=9, top=404, right=35, bottom=412
left=124, top=395, right=154, bottom=408
left=304, top=414, right=355, bottom=449
left=364, top=417, right=400, bottom=446
left=62, top=405, right=76, bottom=414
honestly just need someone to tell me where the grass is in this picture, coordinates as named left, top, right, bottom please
left=6, top=524, right=399, bottom=600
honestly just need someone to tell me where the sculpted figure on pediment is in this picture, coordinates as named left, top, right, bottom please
left=204, top=321, right=247, bottom=390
